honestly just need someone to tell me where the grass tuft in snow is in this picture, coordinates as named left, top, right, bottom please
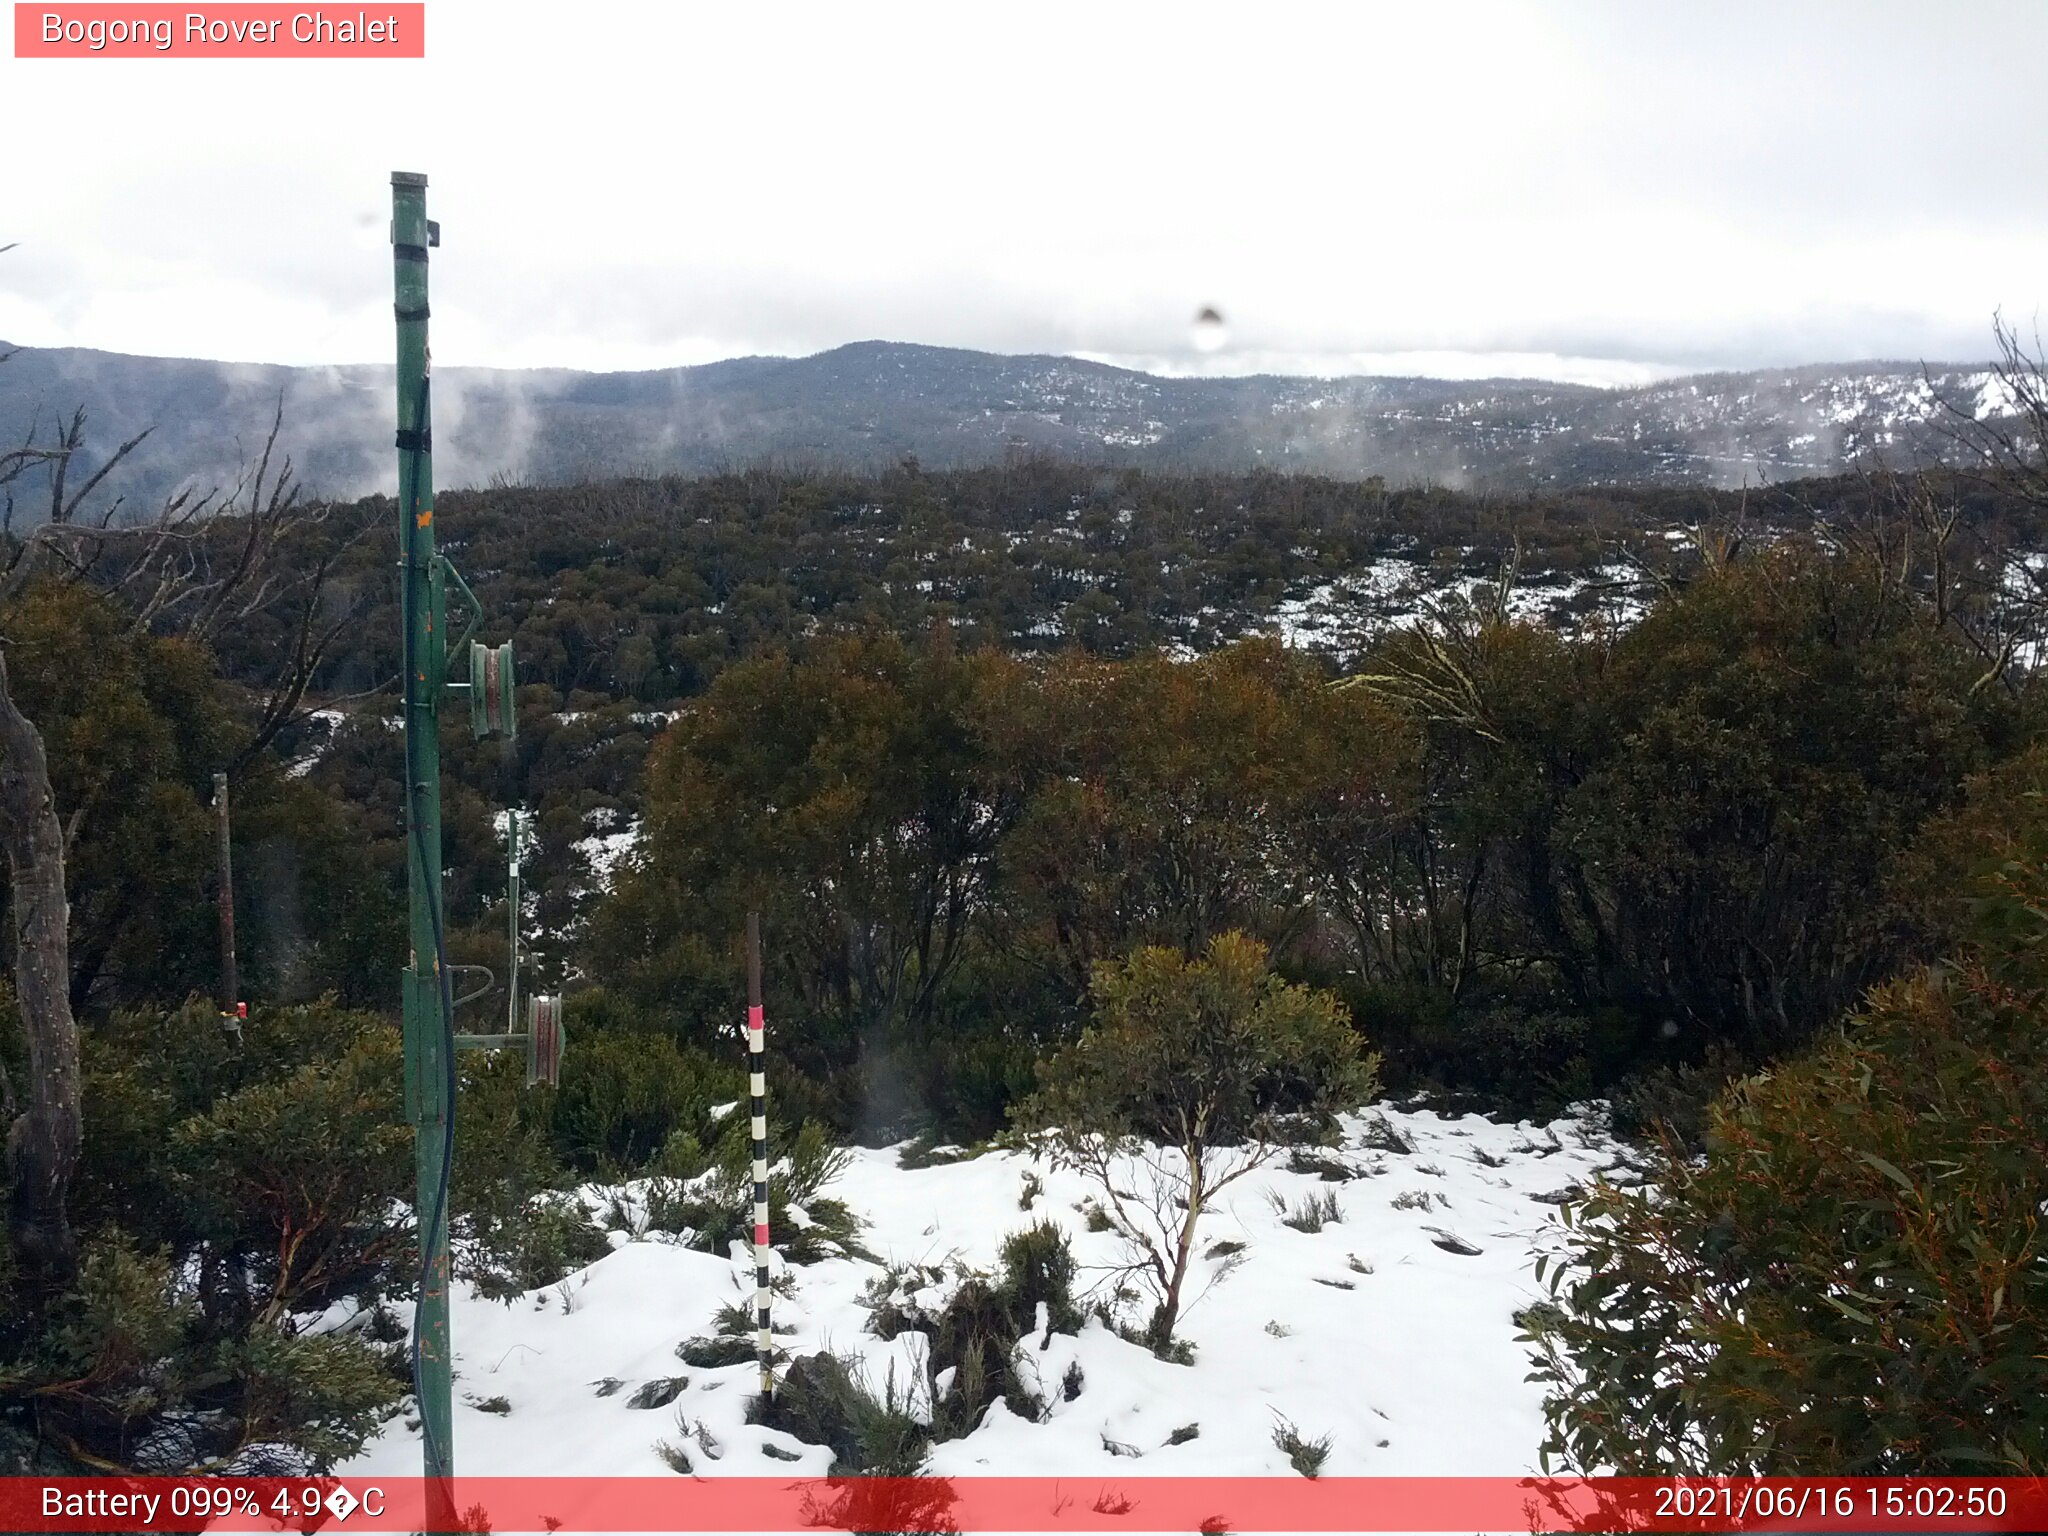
left=798, top=1197, right=879, bottom=1263
left=897, top=1137, right=982, bottom=1170
left=653, top=1437, right=692, bottom=1475
left=1357, top=1114, right=1414, bottom=1154
left=465, top=1196, right=612, bottom=1303
left=710, top=1300, right=755, bottom=1336
left=863, top=1262, right=949, bottom=1338
left=1390, top=1189, right=1446, bottom=1211
left=687, top=1418, right=723, bottom=1461
left=749, top=1353, right=930, bottom=1476
left=1271, top=1189, right=1343, bottom=1232
left=1271, top=1413, right=1332, bottom=1478
left=1100, top=1305, right=1197, bottom=1365
left=998, top=1219, right=1085, bottom=1336
left=1287, top=1149, right=1358, bottom=1182
left=639, top=1123, right=868, bottom=1265
left=861, top=1222, right=1082, bottom=1435
left=651, top=1409, right=722, bottom=1474
left=677, top=1335, right=756, bottom=1370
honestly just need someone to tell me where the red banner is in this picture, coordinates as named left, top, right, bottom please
left=13, top=4, right=424, bottom=57
left=4, top=1475, right=2044, bottom=1532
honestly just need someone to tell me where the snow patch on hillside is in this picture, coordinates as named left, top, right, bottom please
left=283, top=708, right=349, bottom=779
left=338, top=1103, right=1624, bottom=1491
left=1257, top=556, right=1653, bottom=662
left=573, top=807, right=642, bottom=897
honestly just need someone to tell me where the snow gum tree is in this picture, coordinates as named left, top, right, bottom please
left=1525, top=760, right=2048, bottom=1475
left=0, top=374, right=348, bottom=1293
left=1019, top=931, right=1376, bottom=1351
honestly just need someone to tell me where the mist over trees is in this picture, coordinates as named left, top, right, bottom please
left=0, top=339, right=2024, bottom=515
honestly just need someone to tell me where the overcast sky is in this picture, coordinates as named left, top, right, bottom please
left=3, top=0, right=2044, bottom=386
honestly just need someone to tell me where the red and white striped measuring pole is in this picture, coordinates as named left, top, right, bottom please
left=745, top=912, right=773, bottom=1397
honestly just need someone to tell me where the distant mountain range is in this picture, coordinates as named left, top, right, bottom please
left=0, top=339, right=2015, bottom=514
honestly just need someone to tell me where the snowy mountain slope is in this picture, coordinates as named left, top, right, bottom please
left=336, top=1105, right=1623, bottom=1494
left=0, top=339, right=2016, bottom=512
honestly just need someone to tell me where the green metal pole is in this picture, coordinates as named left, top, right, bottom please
left=391, top=169, right=456, bottom=1519
left=507, top=810, right=523, bottom=1036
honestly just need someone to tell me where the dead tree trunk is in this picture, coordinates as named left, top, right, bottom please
left=0, top=652, right=80, bottom=1286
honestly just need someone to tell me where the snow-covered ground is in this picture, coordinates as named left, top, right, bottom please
left=572, top=807, right=643, bottom=897
left=283, top=707, right=351, bottom=779
left=340, top=1104, right=1623, bottom=1485
left=1258, top=557, right=1653, bottom=662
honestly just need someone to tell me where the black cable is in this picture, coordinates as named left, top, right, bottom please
left=398, top=371, right=459, bottom=1483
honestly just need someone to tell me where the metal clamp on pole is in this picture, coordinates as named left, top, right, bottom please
left=526, top=994, right=565, bottom=1087
left=470, top=639, right=518, bottom=738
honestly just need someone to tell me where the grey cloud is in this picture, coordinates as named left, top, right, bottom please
left=4, top=0, right=2045, bottom=382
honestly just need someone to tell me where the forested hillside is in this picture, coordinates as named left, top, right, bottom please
left=48, top=455, right=2048, bottom=1116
